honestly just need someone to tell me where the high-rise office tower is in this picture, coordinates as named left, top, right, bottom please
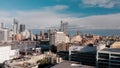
left=29, top=30, right=33, bottom=41
left=19, top=24, right=25, bottom=32
left=60, top=20, right=63, bottom=31
left=13, top=19, right=19, bottom=34
left=60, top=20, right=68, bottom=35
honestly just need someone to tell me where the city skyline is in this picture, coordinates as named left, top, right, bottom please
left=0, top=0, right=120, bottom=29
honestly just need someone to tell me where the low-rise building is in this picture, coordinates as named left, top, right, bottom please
left=70, top=31, right=82, bottom=43
left=110, top=42, right=120, bottom=48
left=96, top=44, right=106, bottom=50
left=69, top=46, right=96, bottom=66
left=50, top=31, right=70, bottom=46
left=71, top=35, right=82, bottom=43
left=57, top=43, right=72, bottom=52
left=96, top=48, right=120, bottom=68
left=0, top=45, right=19, bottom=63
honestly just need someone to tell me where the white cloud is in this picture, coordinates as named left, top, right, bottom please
left=82, top=0, right=118, bottom=8
left=44, top=5, right=69, bottom=11
left=0, top=5, right=120, bottom=29
left=69, top=13, right=120, bottom=29
left=0, top=5, right=69, bottom=29
left=15, top=10, right=68, bottom=29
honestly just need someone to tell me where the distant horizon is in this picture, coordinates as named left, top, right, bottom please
left=30, top=29, right=120, bottom=36
left=29, top=28, right=120, bottom=30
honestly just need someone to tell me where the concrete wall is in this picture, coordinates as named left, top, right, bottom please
left=0, top=46, right=19, bottom=63
left=0, top=46, right=11, bottom=63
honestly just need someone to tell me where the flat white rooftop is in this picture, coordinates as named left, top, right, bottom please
left=51, top=61, right=95, bottom=68
left=98, top=48, right=120, bottom=54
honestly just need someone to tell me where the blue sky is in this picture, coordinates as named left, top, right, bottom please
left=0, top=0, right=120, bottom=29
left=0, top=0, right=120, bottom=16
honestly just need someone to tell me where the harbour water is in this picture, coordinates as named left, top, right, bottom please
left=31, top=29, right=120, bottom=36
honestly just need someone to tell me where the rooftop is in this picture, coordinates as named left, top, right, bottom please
left=99, top=48, right=120, bottom=53
left=110, top=42, right=120, bottom=48
left=51, top=61, right=95, bottom=68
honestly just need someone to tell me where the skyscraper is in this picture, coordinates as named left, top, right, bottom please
left=19, top=24, right=26, bottom=32
left=13, top=19, right=19, bottom=34
left=60, top=20, right=68, bottom=35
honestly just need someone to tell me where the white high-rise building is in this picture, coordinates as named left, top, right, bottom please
left=50, top=31, right=70, bottom=46
left=0, top=23, right=4, bottom=29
